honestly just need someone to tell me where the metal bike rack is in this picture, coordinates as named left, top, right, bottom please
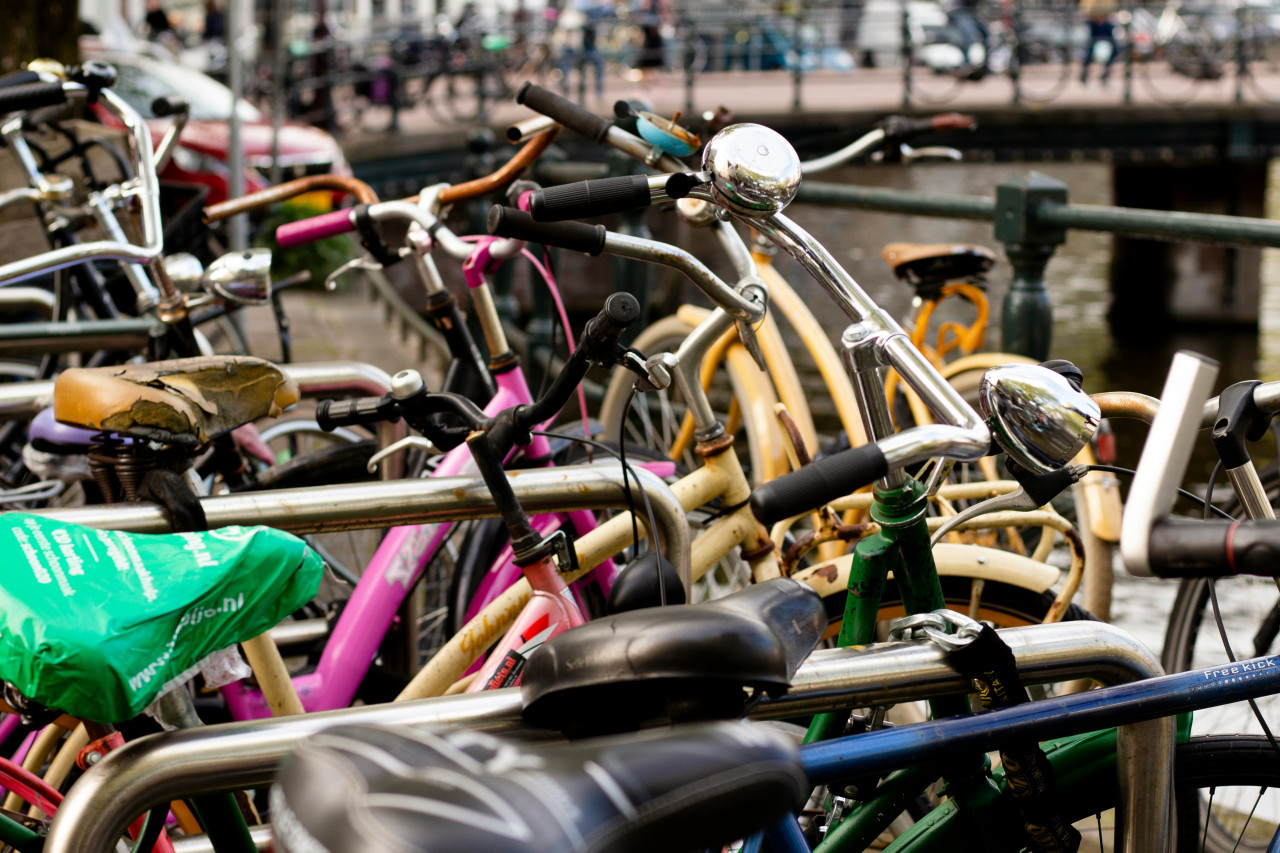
left=45, top=621, right=1165, bottom=853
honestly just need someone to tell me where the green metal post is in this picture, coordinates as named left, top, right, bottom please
left=994, top=172, right=1068, bottom=361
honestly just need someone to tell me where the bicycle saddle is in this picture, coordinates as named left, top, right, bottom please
left=520, top=578, right=825, bottom=736
left=0, top=512, right=322, bottom=722
left=271, top=721, right=807, bottom=853
left=881, top=242, right=996, bottom=290
left=52, top=355, right=299, bottom=447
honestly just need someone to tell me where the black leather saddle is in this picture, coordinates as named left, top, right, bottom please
left=520, top=578, right=826, bottom=736
left=270, top=721, right=808, bottom=853
left=881, top=242, right=997, bottom=297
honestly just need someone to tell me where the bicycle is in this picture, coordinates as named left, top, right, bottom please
left=252, top=350, right=1280, bottom=853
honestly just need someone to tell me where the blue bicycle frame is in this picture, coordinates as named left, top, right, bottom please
left=746, top=650, right=1280, bottom=852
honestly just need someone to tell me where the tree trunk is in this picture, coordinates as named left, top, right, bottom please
left=0, top=0, right=80, bottom=74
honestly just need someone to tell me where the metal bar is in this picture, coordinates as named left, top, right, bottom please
left=44, top=621, right=1164, bottom=853
left=794, top=182, right=996, bottom=220
left=796, top=179, right=1280, bottom=250
left=0, top=287, right=56, bottom=319
left=25, top=463, right=687, bottom=563
left=0, top=319, right=154, bottom=356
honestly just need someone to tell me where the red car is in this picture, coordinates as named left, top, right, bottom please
left=83, top=43, right=349, bottom=206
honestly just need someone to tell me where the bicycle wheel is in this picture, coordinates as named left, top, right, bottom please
left=1244, top=17, right=1280, bottom=103
left=1140, top=36, right=1225, bottom=104
left=889, top=735, right=1280, bottom=852
left=1162, top=461, right=1280, bottom=739
left=906, top=55, right=969, bottom=105
left=1068, top=735, right=1280, bottom=853
left=1012, top=38, right=1074, bottom=103
left=245, top=419, right=382, bottom=599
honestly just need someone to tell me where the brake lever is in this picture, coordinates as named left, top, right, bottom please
left=366, top=435, right=443, bottom=474
left=928, top=463, right=1088, bottom=546
left=734, top=280, right=770, bottom=373
left=324, top=255, right=384, bottom=291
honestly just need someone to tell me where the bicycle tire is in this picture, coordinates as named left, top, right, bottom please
left=1139, top=37, right=1225, bottom=104
left=1012, top=38, right=1074, bottom=103
left=1161, top=460, right=1280, bottom=740
left=1243, top=19, right=1280, bottom=104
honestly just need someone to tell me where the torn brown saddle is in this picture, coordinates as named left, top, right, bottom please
left=53, top=356, right=299, bottom=447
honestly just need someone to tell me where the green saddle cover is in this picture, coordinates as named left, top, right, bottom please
left=0, top=513, right=323, bottom=723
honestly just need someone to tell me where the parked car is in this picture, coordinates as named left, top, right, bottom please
left=81, top=40, right=349, bottom=206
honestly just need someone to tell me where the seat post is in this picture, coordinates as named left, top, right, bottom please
left=152, top=688, right=259, bottom=853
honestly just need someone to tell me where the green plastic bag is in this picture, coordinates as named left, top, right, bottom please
left=0, top=513, right=323, bottom=723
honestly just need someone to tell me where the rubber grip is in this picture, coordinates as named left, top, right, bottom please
left=0, top=82, right=66, bottom=115
left=316, top=397, right=393, bottom=431
left=585, top=292, right=642, bottom=343
left=151, top=94, right=189, bottom=118
left=528, top=175, right=651, bottom=222
left=276, top=209, right=355, bottom=249
left=516, top=82, right=612, bottom=144
left=0, top=71, right=40, bottom=90
left=487, top=206, right=607, bottom=256
left=750, top=445, right=889, bottom=526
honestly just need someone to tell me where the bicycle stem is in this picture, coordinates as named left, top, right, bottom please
left=749, top=209, right=989, bottom=460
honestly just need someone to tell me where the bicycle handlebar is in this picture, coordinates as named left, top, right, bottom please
left=205, top=175, right=380, bottom=223
left=0, top=82, right=67, bottom=114
left=276, top=208, right=357, bottom=250
left=527, top=174, right=667, bottom=222
left=434, top=126, right=560, bottom=206
left=486, top=206, right=606, bottom=256
left=319, top=293, right=640, bottom=440
left=751, top=444, right=889, bottom=526
left=0, top=82, right=166, bottom=288
left=801, top=113, right=977, bottom=175
left=516, top=82, right=612, bottom=143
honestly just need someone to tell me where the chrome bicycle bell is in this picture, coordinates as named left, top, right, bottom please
left=700, top=123, right=802, bottom=217
left=203, top=248, right=272, bottom=305
left=162, top=253, right=205, bottom=293
left=978, top=362, right=1101, bottom=474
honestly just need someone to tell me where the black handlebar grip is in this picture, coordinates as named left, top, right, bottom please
left=751, top=445, right=889, bottom=527
left=516, top=82, right=613, bottom=144
left=585, top=292, right=642, bottom=344
left=1148, top=518, right=1280, bottom=579
left=0, top=82, right=67, bottom=115
left=316, top=397, right=398, bottom=431
left=0, top=70, right=40, bottom=90
left=527, top=175, right=652, bottom=222
left=486, top=206, right=607, bottom=256
left=151, top=94, right=189, bottom=118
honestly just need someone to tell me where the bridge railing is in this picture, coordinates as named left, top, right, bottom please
left=671, top=0, right=1280, bottom=111
left=794, top=171, right=1280, bottom=358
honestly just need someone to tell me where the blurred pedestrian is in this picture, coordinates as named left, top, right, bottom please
left=145, top=0, right=175, bottom=38
left=945, top=0, right=990, bottom=78
left=633, top=0, right=668, bottom=84
left=1079, top=0, right=1117, bottom=84
left=203, top=0, right=226, bottom=41
left=557, top=0, right=606, bottom=98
